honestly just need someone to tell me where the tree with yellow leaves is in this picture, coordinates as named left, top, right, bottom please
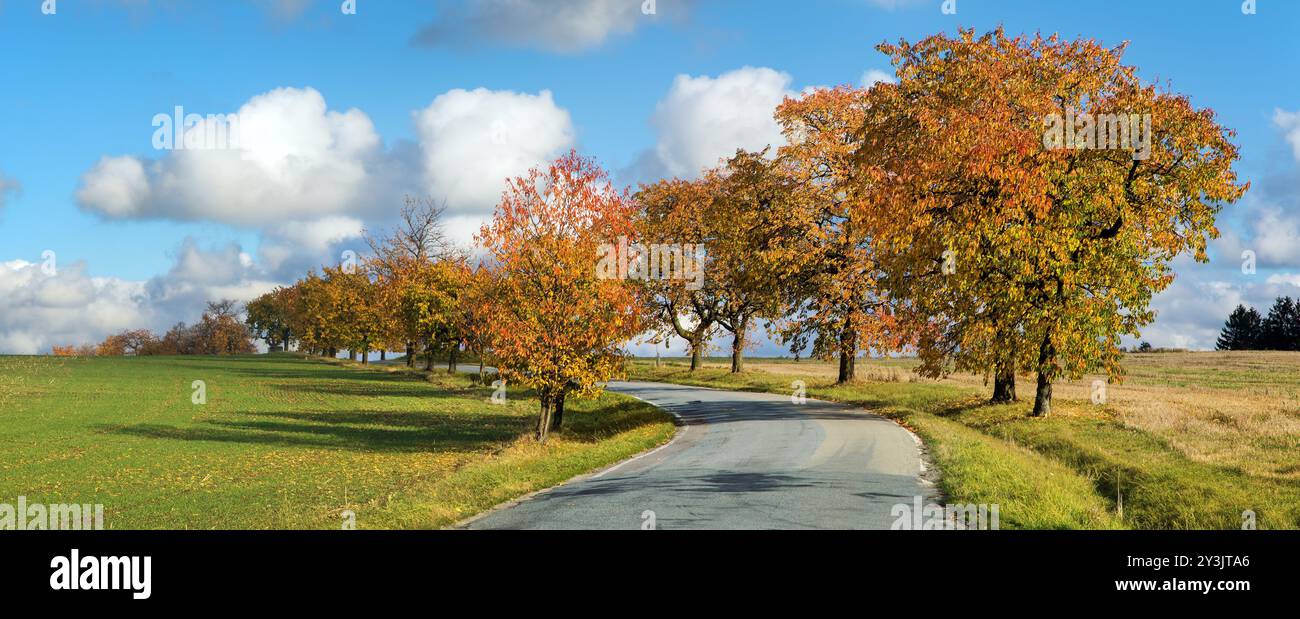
left=365, top=195, right=460, bottom=366
left=703, top=149, right=803, bottom=373
left=246, top=286, right=298, bottom=352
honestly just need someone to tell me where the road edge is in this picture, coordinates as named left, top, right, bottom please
left=449, top=388, right=689, bottom=530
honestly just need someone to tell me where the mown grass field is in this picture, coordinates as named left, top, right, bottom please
left=629, top=352, right=1300, bottom=530
left=0, top=354, right=674, bottom=529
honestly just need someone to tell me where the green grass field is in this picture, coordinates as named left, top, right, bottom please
left=629, top=353, right=1300, bottom=530
left=0, top=354, right=674, bottom=529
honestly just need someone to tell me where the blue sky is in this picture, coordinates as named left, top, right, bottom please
left=1, top=0, right=1298, bottom=355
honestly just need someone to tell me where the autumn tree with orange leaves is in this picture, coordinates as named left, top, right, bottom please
left=775, top=85, right=902, bottom=384
left=478, top=151, right=644, bottom=443
left=857, top=29, right=1247, bottom=415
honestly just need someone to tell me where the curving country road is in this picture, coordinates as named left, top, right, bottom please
left=464, top=381, right=937, bottom=530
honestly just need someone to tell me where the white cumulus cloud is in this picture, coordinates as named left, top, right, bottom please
left=641, top=66, right=796, bottom=180
left=75, top=85, right=580, bottom=256
left=145, top=239, right=281, bottom=322
left=1251, top=206, right=1300, bottom=267
left=0, top=260, right=148, bottom=355
left=258, top=215, right=366, bottom=277
left=415, top=88, right=576, bottom=237
left=77, top=87, right=384, bottom=226
left=0, top=239, right=291, bottom=354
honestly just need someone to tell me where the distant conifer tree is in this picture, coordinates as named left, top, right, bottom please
left=1260, top=297, right=1298, bottom=351
left=1216, top=304, right=1262, bottom=350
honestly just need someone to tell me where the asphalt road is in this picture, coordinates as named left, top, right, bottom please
left=465, top=381, right=936, bottom=530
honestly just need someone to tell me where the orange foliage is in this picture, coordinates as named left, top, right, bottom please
left=478, top=150, right=644, bottom=442
left=857, top=29, right=1247, bottom=414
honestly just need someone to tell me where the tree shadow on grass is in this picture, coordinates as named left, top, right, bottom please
left=94, top=409, right=531, bottom=454
left=927, top=397, right=1008, bottom=423
left=272, top=381, right=456, bottom=399
left=228, top=365, right=424, bottom=384
left=213, top=357, right=487, bottom=399
left=559, top=400, right=678, bottom=443
left=159, top=354, right=418, bottom=381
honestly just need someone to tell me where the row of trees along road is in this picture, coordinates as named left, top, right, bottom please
left=246, top=155, right=638, bottom=443
left=245, top=197, right=497, bottom=380
left=248, top=29, right=1246, bottom=439
left=638, top=29, right=1245, bottom=417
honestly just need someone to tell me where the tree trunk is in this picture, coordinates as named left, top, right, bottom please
left=837, top=351, right=855, bottom=384
left=448, top=344, right=459, bottom=374
left=425, top=347, right=434, bottom=372
left=837, top=323, right=856, bottom=384
left=730, top=323, right=747, bottom=373
left=380, top=350, right=386, bottom=362
left=991, top=362, right=1017, bottom=403
left=478, top=359, right=486, bottom=384
left=361, top=341, right=369, bottom=365
left=535, top=396, right=553, bottom=443
left=1032, top=371, right=1052, bottom=417
left=689, top=339, right=702, bottom=372
left=1032, top=333, right=1055, bottom=417
left=405, top=343, right=414, bottom=367
left=549, top=392, right=566, bottom=432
